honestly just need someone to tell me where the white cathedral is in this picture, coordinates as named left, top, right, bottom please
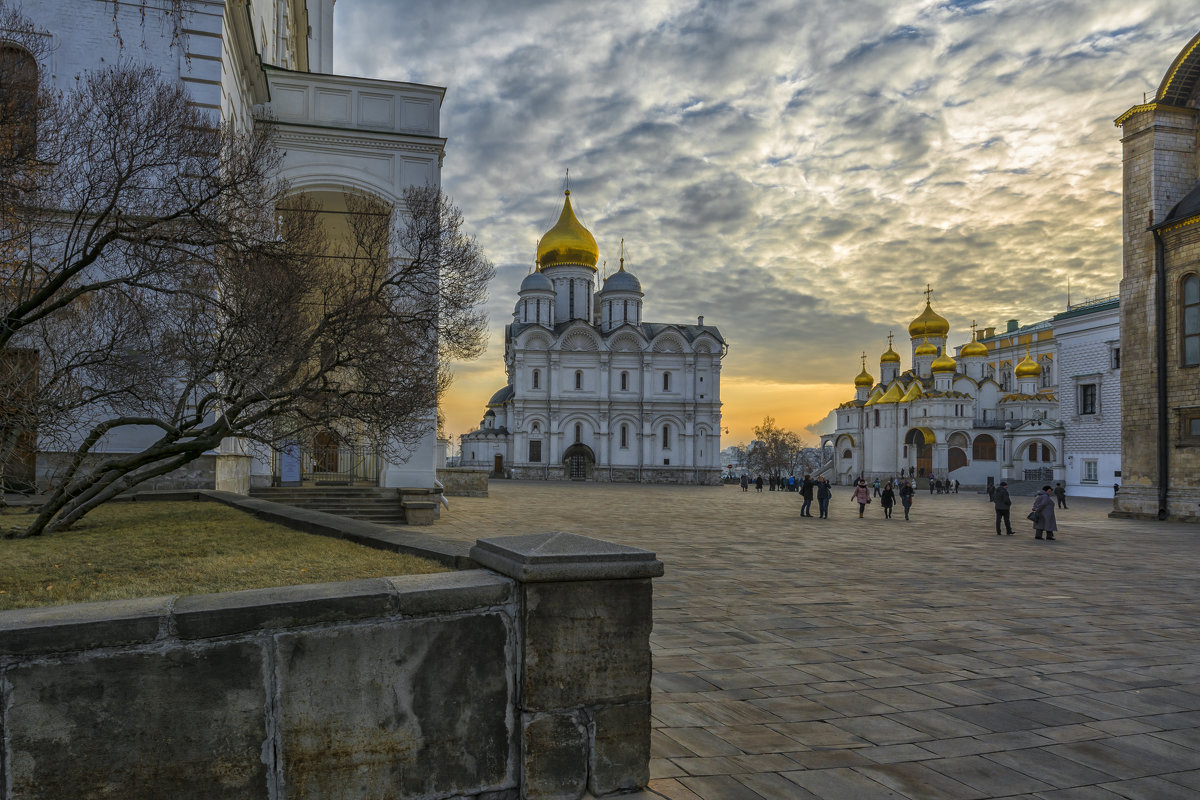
left=461, top=189, right=727, bottom=484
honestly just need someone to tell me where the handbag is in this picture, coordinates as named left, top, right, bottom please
left=1026, top=511, right=1039, bottom=522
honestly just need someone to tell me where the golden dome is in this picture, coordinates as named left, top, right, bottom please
left=537, top=189, right=599, bottom=270
left=909, top=302, right=950, bottom=339
left=960, top=335, right=988, bottom=358
left=854, top=367, right=874, bottom=388
left=880, top=344, right=901, bottom=364
left=914, top=337, right=938, bottom=357
left=1014, top=349, right=1042, bottom=378
left=931, top=352, right=957, bottom=374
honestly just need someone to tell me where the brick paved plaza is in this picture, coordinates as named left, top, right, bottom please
left=432, top=482, right=1200, bottom=799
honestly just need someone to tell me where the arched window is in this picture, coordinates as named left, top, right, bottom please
left=1040, top=357, right=1053, bottom=388
left=1184, top=274, right=1200, bottom=366
left=842, top=449, right=852, bottom=459
left=663, top=372, right=671, bottom=392
left=574, top=423, right=581, bottom=443
left=0, top=44, right=38, bottom=158
left=620, top=424, right=628, bottom=448
left=874, top=409, right=880, bottom=426
left=532, top=369, right=540, bottom=389
left=662, top=424, right=671, bottom=449
left=972, top=434, right=996, bottom=461
left=948, top=447, right=967, bottom=471
left=620, top=371, right=628, bottom=391
left=574, top=370, right=582, bottom=390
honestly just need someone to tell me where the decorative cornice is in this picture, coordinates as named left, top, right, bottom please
left=1161, top=214, right=1200, bottom=234
left=1114, top=102, right=1195, bottom=127
left=268, top=126, right=446, bottom=155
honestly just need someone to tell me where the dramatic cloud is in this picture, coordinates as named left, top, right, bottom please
left=335, top=0, right=1194, bottom=444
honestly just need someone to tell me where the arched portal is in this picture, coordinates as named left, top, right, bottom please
left=905, top=427, right=935, bottom=477
left=562, top=443, right=596, bottom=481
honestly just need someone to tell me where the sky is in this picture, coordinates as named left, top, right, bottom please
left=333, top=0, right=1196, bottom=448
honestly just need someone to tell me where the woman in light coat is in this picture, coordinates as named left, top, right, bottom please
left=1031, top=485, right=1058, bottom=541
left=852, top=478, right=871, bottom=519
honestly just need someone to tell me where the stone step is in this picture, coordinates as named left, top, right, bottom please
left=248, top=486, right=413, bottom=525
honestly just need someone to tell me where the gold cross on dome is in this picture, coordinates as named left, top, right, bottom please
left=924, top=284, right=934, bottom=304
left=970, top=319, right=978, bottom=340
left=887, top=331, right=894, bottom=349
left=861, top=352, right=867, bottom=369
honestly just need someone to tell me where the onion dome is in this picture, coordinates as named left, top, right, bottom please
left=914, top=337, right=938, bottom=357
left=960, top=335, right=988, bottom=358
left=909, top=302, right=950, bottom=338
left=1014, top=349, right=1042, bottom=378
left=931, top=352, right=957, bottom=374
left=536, top=189, right=599, bottom=270
left=880, top=343, right=901, bottom=364
left=601, top=265, right=642, bottom=294
left=487, top=384, right=515, bottom=407
left=519, top=269, right=553, bottom=293
left=854, top=367, right=874, bottom=388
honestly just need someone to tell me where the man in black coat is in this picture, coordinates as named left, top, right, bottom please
left=993, top=480, right=1014, bottom=535
left=799, top=474, right=815, bottom=517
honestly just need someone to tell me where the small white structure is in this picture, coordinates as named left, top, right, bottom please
left=23, top=0, right=444, bottom=493
left=461, top=189, right=727, bottom=484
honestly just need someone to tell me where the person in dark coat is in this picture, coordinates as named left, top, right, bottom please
left=740, top=474, right=749, bottom=492
left=898, top=480, right=914, bottom=520
left=987, top=482, right=996, bottom=502
left=816, top=477, right=832, bottom=518
left=800, top=474, right=815, bottom=517
left=880, top=483, right=895, bottom=519
left=1032, top=485, right=1058, bottom=540
left=755, top=475, right=763, bottom=493
left=993, top=480, right=1013, bottom=535
left=1054, top=482, right=1068, bottom=509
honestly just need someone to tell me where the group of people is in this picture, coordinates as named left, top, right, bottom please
left=992, top=482, right=1064, bottom=540
left=852, top=478, right=915, bottom=520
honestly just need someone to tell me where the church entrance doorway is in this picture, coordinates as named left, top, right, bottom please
left=905, top=427, right=934, bottom=481
left=493, top=454, right=504, bottom=476
left=562, top=443, right=595, bottom=481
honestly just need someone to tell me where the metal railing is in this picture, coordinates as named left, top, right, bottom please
left=274, top=444, right=381, bottom=485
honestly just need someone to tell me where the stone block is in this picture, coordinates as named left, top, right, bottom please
left=5, top=641, right=266, bottom=798
left=521, top=579, right=654, bottom=709
left=387, top=569, right=512, bottom=615
left=275, top=613, right=513, bottom=798
left=589, top=703, right=651, bottom=795
left=173, top=578, right=395, bottom=639
left=522, top=711, right=588, bottom=800
left=471, top=532, right=664, bottom=583
left=0, top=595, right=171, bottom=656
left=402, top=500, right=438, bottom=525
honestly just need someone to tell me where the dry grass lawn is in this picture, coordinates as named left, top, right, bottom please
left=0, top=500, right=449, bottom=611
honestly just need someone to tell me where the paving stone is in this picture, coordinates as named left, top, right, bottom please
left=981, top=746, right=1114, bottom=788
left=781, top=766, right=903, bottom=799
left=1098, top=776, right=1200, bottom=799
left=733, top=772, right=822, bottom=799
left=923, top=754, right=1055, bottom=795
left=853, top=762, right=987, bottom=800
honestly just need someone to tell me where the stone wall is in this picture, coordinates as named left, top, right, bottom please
left=437, top=467, right=490, bottom=497
left=508, top=465, right=723, bottom=485
left=0, top=534, right=663, bottom=799
left=36, top=453, right=252, bottom=494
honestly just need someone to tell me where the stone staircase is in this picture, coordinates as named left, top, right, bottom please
left=249, top=486, right=411, bottom=525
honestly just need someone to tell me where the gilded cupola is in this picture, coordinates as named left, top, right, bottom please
left=908, top=301, right=950, bottom=339
left=960, top=334, right=988, bottom=358
left=854, top=367, right=874, bottom=388
left=880, top=342, right=901, bottom=364
left=1014, top=348, right=1042, bottom=378
left=931, top=352, right=957, bottom=374
left=537, top=189, right=599, bottom=270
left=914, top=337, right=938, bottom=357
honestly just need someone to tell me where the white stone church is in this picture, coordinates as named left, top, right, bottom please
left=21, top=0, right=443, bottom=493
left=461, top=189, right=727, bottom=484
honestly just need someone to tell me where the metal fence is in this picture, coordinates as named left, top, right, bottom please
left=274, top=444, right=381, bottom=485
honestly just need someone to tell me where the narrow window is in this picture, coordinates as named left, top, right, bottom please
left=1083, top=460, right=1098, bottom=482
left=532, top=369, right=540, bottom=389
left=1111, top=347, right=1121, bottom=370
left=874, top=409, right=880, bottom=426
left=575, top=423, right=581, bottom=443
left=1080, top=384, right=1097, bottom=415
left=620, top=371, right=628, bottom=391
left=662, top=425, right=670, bottom=449
left=623, top=299, right=628, bottom=322
left=1184, top=275, right=1200, bottom=366
left=575, top=370, right=582, bottom=390
left=663, top=372, right=671, bottom=392
left=528, top=440, right=542, bottom=462
left=620, top=424, right=628, bottom=448
left=569, top=280, right=575, bottom=316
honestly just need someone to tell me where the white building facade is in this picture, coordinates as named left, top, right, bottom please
left=461, top=190, right=727, bottom=484
left=821, top=295, right=1120, bottom=490
left=22, top=0, right=444, bottom=492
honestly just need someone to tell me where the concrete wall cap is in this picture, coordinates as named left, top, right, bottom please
left=471, top=532, right=665, bottom=582
left=0, top=595, right=173, bottom=655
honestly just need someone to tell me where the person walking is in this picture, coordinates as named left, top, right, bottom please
left=872, top=478, right=881, bottom=497
left=954, top=479, right=960, bottom=494
left=852, top=478, right=871, bottom=518
left=800, top=474, right=815, bottom=517
left=993, top=480, right=1014, bottom=535
left=740, top=474, right=749, bottom=492
left=899, top=480, right=914, bottom=520
left=880, top=483, right=895, bottom=519
left=929, top=478, right=936, bottom=495
left=1032, top=485, right=1058, bottom=540
left=817, top=477, right=832, bottom=518
left=1054, top=482, right=1068, bottom=509
left=755, top=475, right=763, bottom=493
left=987, top=481, right=996, bottom=502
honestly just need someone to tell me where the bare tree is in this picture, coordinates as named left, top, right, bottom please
left=745, top=416, right=806, bottom=479
left=1, top=15, right=493, bottom=536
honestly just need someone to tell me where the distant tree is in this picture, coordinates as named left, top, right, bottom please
left=1, top=22, right=492, bottom=536
left=745, top=417, right=806, bottom=479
